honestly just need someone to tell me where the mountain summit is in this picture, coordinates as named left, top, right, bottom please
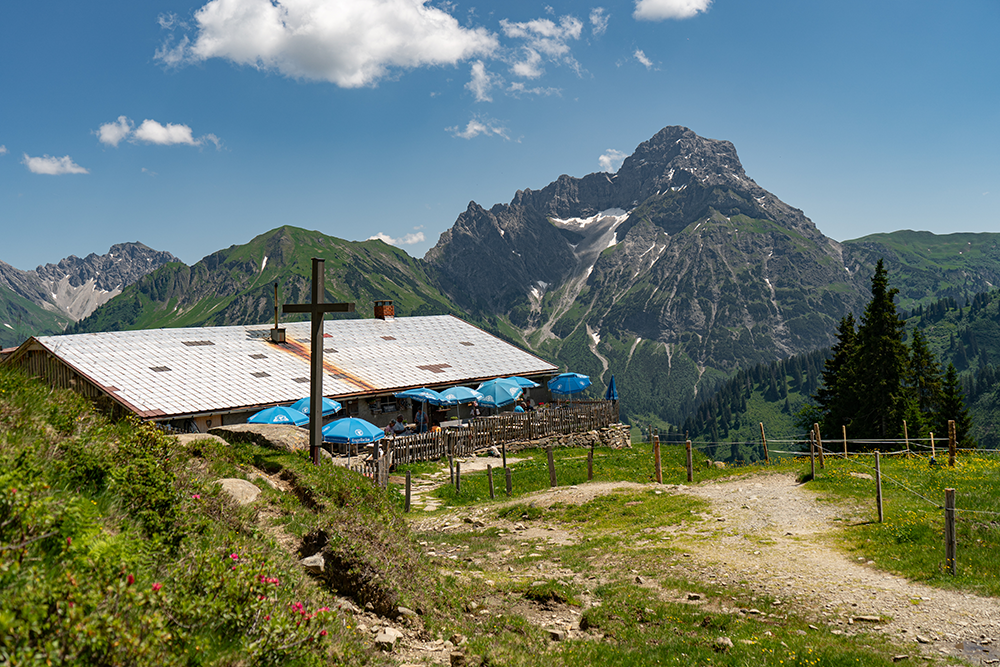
left=426, top=126, right=869, bottom=423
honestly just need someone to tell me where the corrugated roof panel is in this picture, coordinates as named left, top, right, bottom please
left=34, top=315, right=557, bottom=419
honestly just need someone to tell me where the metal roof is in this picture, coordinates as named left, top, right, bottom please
left=30, top=315, right=557, bottom=420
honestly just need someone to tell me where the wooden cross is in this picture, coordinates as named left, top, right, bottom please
left=283, top=257, right=355, bottom=465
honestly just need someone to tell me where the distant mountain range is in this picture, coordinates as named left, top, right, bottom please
left=4, top=126, right=1000, bottom=431
left=0, top=243, right=178, bottom=348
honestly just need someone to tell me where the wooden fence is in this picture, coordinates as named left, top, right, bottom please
left=352, top=400, right=619, bottom=486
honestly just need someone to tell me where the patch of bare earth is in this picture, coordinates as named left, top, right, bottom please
left=673, top=472, right=1000, bottom=664
left=406, top=472, right=1000, bottom=665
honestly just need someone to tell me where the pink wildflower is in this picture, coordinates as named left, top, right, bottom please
left=126, top=574, right=134, bottom=586
left=230, top=553, right=238, bottom=560
left=152, top=583, right=162, bottom=592
left=320, top=630, right=327, bottom=637
left=265, top=615, right=270, bottom=621
left=191, top=494, right=201, bottom=500
left=66, top=537, right=72, bottom=547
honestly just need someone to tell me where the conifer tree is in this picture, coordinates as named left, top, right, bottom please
left=852, top=259, right=908, bottom=439
left=815, top=313, right=858, bottom=436
left=937, top=363, right=976, bottom=448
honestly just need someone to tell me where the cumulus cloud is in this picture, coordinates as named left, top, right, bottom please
left=598, top=149, right=627, bottom=173
left=0, top=145, right=7, bottom=156
left=590, top=8, right=609, bottom=35
left=446, top=117, right=509, bottom=140
left=501, top=15, right=583, bottom=79
left=634, top=0, right=711, bottom=21
left=95, top=116, right=134, bottom=147
left=634, top=49, right=653, bottom=69
left=94, top=116, right=221, bottom=148
left=368, top=231, right=426, bottom=245
left=466, top=60, right=497, bottom=102
left=155, top=0, right=498, bottom=88
left=22, top=154, right=89, bottom=175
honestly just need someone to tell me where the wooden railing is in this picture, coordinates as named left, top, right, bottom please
left=388, top=400, right=620, bottom=468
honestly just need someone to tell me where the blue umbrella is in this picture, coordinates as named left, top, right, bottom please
left=439, top=386, right=484, bottom=404
left=505, top=376, right=540, bottom=388
left=322, top=417, right=386, bottom=444
left=394, top=387, right=448, bottom=405
left=248, top=405, right=309, bottom=426
left=289, top=396, right=343, bottom=416
left=476, top=378, right=523, bottom=408
left=548, top=372, right=592, bottom=395
left=605, top=375, right=619, bottom=401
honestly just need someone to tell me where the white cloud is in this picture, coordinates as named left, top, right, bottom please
left=466, top=60, right=496, bottom=102
left=94, top=116, right=221, bottom=148
left=634, top=49, right=653, bottom=69
left=598, top=149, right=627, bottom=173
left=446, top=117, right=509, bottom=140
left=22, top=154, right=89, bottom=175
left=134, top=119, right=199, bottom=145
left=0, top=145, right=7, bottom=156
left=95, top=116, right=134, bottom=147
left=368, top=231, right=426, bottom=245
left=590, top=8, right=609, bottom=35
left=507, top=82, right=560, bottom=97
left=501, top=15, right=583, bottom=79
left=156, top=0, right=498, bottom=88
left=634, top=0, right=711, bottom=21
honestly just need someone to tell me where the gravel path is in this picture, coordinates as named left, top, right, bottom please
left=674, top=472, right=1000, bottom=664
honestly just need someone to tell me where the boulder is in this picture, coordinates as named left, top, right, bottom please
left=213, top=478, right=260, bottom=505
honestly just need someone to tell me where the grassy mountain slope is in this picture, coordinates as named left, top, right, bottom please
left=69, top=226, right=460, bottom=333
left=843, top=230, right=1000, bottom=308
left=0, top=284, right=70, bottom=348
left=684, top=288, right=1000, bottom=451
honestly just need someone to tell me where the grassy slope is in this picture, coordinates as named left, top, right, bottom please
left=1, top=367, right=936, bottom=666
left=0, top=366, right=431, bottom=665
left=0, top=284, right=70, bottom=348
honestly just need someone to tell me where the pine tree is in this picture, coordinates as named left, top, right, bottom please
left=815, top=313, right=858, bottom=436
left=937, top=363, right=976, bottom=448
left=852, top=259, right=908, bottom=439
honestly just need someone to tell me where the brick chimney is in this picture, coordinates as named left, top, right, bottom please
left=374, top=300, right=395, bottom=320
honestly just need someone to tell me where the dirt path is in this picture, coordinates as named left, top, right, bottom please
left=673, top=472, right=1000, bottom=664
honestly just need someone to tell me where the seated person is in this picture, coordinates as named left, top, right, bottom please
left=391, top=415, right=407, bottom=435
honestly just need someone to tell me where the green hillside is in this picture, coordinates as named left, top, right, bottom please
left=0, top=284, right=70, bottom=348
left=843, top=230, right=1000, bottom=308
left=683, top=288, right=1000, bottom=452
left=69, top=226, right=461, bottom=333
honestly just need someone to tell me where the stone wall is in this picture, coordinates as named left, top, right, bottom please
left=506, top=423, right=631, bottom=452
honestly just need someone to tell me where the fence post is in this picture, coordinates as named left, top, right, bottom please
left=685, top=440, right=693, bottom=483
left=587, top=446, right=594, bottom=481
left=929, top=431, right=936, bottom=462
left=809, top=432, right=816, bottom=479
left=903, top=420, right=910, bottom=458
left=487, top=464, right=495, bottom=499
left=455, top=461, right=461, bottom=494
left=944, top=488, right=956, bottom=575
left=505, top=466, right=512, bottom=496
left=502, top=439, right=507, bottom=470
left=842, top=425, right=848, bottom=458
left=813, top=422, right=824, bottom=469
left=874, top=451, right=884, bottom=522
left=759, top=422, right=769, bottom=464
left=405, top=471, right=411, bottom=512
left=547, top=446, right=557, bottom=488
left=948, top=420, right=957, bottom=468
left=449, top=453, right=455, bottom=486
left=654, top=433, right=662, bottom=484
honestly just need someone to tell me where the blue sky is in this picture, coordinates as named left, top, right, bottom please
left=2, top=0, right=998, bottom=271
